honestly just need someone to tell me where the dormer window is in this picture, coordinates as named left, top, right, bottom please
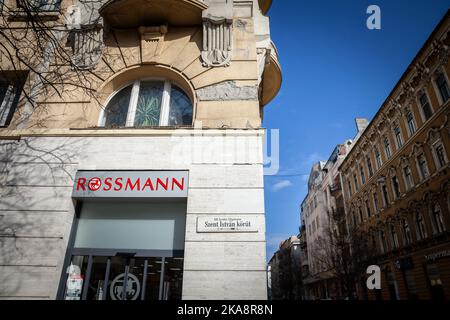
left=100, top=80, right=193, bottom=128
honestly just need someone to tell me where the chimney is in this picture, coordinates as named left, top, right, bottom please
left=355, top=118, right=369, bottom=133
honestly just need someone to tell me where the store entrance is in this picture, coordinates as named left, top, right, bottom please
left=63, top=252, right=184, bottom=300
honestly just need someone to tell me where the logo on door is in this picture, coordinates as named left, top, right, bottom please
left=110, top=273, right=141, bottom=300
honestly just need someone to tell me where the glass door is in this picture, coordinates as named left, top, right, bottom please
left=62, top=253, right=183, bottom=300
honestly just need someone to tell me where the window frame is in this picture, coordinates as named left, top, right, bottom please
left=98, top=78, right=193, bottom=128
left=433, top=70, right=450, bottom=105
left=431, top=140, right=448, bottom=170
left=393, top=124, right=403, bottom=149
left=405, top=108, right=417, bottom=137
left=0, top=78, right=23, bottom=127
left=402, top=165, right=414, bottom=191
left=416, top=152, right=430, bottom=181
left=417, top=90, right=434, bottom=122
left=375, top=147, right=382, bottom=169
left=383, top=136, right=392, bottom=159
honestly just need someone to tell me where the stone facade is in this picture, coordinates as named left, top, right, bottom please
left=339, top=12, right=450, bottom=300
left=0, top=0, right=281, bottom=300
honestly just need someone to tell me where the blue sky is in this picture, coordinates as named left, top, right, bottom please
left=262, top=0, right=450, bottom=260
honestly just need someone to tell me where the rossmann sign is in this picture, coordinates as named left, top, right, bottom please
left=72, top=171, right=188, bottom=198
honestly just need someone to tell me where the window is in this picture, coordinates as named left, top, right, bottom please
left=384, top=136, right=392, bottom=159
left=391, top=175, right=401, bottom=199
left=431, top=204, right=445, bottom=234
left=373, top=192, right=379, bottom=212
left=432, top=142, right=447, bottom=169
left=394, top=125, right=403, bottom=149
left=436, top=72, right=450, bottom=103
left=390, top=225, right=399, bottom=249
left=0, top=77, right=24, bottom=127
left=17, top=0, right=62, bottom=12
left=402, top=219, right=412, bottom=246
left=358, top=207, right=364, bottom=223
left=406, top=110, right=416, bottom=136
left=382, top=184, right=389, bottom=207
left=365, top=200, right=371, bottom=218
left=375, top=148, right=382, bottom=169
left=101, top=80, right=193, bottom=128
left=353, top=174, right=359, bottom=192
left=360, top=166, right=366, bottom=185
left=366, top=157, right=374, bottom=177
left=379, top=230, right=387, bottom=254
left=347, top=180, right=352, bottom=197
left=419, top=93, right=433, bottom=121
left=403, top=166, right=414, bottom=190
left=416, top=153, right=429, bottom=181
left=416, top=213, right=427, bottom=240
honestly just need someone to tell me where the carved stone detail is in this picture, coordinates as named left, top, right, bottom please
left=139, top=25, right=167, bottom=62
left=68, top=24, right=104, bottom=70
left=201, top=16, right=233, bottom=67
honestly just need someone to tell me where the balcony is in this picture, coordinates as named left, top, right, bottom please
left=99, top=0, right=207, bottom=30
left=258, top=0, right=272, bottom=15
left=261, top=40, right=282, bottom=106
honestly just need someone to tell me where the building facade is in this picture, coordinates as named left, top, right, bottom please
left=300, top=137, right=357, bottom=300
left=0, top=0, right=281, bottom=300
left=339, top=11, right=450, bottom=300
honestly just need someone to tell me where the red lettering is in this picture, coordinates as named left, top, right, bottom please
left=126, top=178, right=141, bottom=191
left=142, top=178, right=154, bottom=191
left=156, top=178, right=169, bottom=191
left=172, top=178, right=184, bottom=191
left=76, top=177, right=86, bottom=191
left=114, top=178, right=123, bottom=191
left=103, top=178, right=112, bottom=191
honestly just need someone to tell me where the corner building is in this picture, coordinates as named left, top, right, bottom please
left=340, top=11, right=450, bottom=300
left=0, top=0, right=281, bottom=300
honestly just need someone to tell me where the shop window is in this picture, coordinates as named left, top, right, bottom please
left=391, top=175, right=401, bottom=199
left=375, top=148, right=382, bottom=169
left=426, top=264, right=445, bottom=300
left=384, top=137, right=392, bottom=159
left=431, top=204, right=445, bottom=234
left=393, top=125, right=403, bottom=149
left=402, top=219, right=412, bottom=246
left=432, top=141, right=448, bottom=169
left=405, top=109, right=416, bottom=136
left=416, top=153, right=429, bottom=181
left=403, top=166, right=414, bottom=191
left=0, top=75, right=25, bottom=127
left=419, top=92, right=433, bottom=121
left=101, top=80, right=193, bottom=128
left=435, top=72, right=450, bottom=103
left=366, top=156, right=374, bottom=177
left=416, top=212, right=427, bottom=241
left=60, top=201, right=187, bottom=301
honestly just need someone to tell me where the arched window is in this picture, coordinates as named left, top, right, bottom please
left=432, top=204, right=446, bottom=234
left=101, top=80, right=193, bottom=127
left=402, top=218, right=412, bottom=245
left=416, top=212, right=427, bottom=241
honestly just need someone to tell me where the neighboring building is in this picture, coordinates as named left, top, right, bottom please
left=300, top=137, right=356, bottom=299
left=267, top=236, right=303, bottom=300
left=0, top=0, right=282, bottom=300
left=339, top=11, right=450, bottom=300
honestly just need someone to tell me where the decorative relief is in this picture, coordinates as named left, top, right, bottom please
left=68, top=24, right=104, bottom=70
left=201, top=16, right=233, bottom=67
left=431, top=39, right=450, bottom=68
left=196, top=80, right=258, bottom=101
left=138, top=25, right=167, bottom=62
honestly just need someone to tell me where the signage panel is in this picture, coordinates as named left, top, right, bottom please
left=72, top=171, right=189, bottom=198
left=197, top=216, right=258, bottom=233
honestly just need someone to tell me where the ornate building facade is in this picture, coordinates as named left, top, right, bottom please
left=339, top=11, right=450, bottom=300
left=0, top=0, right=281, bottom=300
